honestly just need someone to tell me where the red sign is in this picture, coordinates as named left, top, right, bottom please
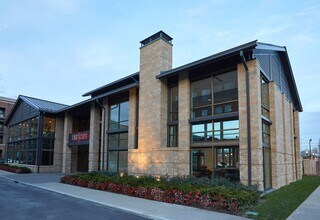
left=69, top=131, right=89, bottom=145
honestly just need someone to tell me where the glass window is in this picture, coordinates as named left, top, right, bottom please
left=213, top=120, right=239, bottom=140
left=109, top=101, right=129, bottom=131
left=43, top=117, right=56, bottom=138
left=0, top=108, right=4, bottom=118
left=191, top=148, right=213, bottom=178
left=107, top=151, right=128, bottom=173
left=216, top=147, right=238, bottom=168
left=191, top=123, right=213, bottom=143
left=262, top=121, right=270, bottom=147
left=0, top=122, right=3, bottom=132
left=261, top=77, right=270, bottom=118
left=118, top=151, right=128, bottom=173
left=191, top=78, right=212, bottom=118
left=191, top=71, right=238, bottom=118
left=168, top=125, right=178, bottom=147
left=169, top=86, right=178, bottom=122
left=108, top=100, right=129, bottom=173
left=108, top=151, right=118, bottom=173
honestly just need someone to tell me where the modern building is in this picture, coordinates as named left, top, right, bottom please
left=0, top=96, right=15, bottom=161
left=5, top=31, right=302, bottom=190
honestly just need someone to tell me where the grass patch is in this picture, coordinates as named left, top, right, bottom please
left=254, top=175, right=320, bottom=220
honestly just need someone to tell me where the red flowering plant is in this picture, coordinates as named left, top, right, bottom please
left=60, top=172, right=260, bottom=214
left=0, top=164, right=32, bottom=174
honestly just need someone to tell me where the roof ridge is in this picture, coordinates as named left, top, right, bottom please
left=19, top=95, right=68, bottom=107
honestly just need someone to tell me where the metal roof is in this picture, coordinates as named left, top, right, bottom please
left=156, top=40, right=258, bottom=79
left=19, top=95, right=69, bottom=113
left=60, top=81, right=139, bottom=112
left=82, top=72, right=139, bottom=97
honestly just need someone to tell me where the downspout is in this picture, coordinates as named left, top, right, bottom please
left=96, top=99, right=106, bottom=171
left=36, top=111, right=45, bottom=173
left=240, top=50, right=252, bottom=186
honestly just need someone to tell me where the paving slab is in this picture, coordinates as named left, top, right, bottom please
left=287, top=186, right=320, bottom=220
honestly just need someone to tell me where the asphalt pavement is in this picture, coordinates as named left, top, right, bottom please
left=0, top=177, right=147, bottom=220
left=2, top=170, right=319, bottom=220
left=0, top=170, right=245, bottom=220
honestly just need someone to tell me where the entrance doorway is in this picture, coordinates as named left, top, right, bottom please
left=77, top=145, right=89, bottom=172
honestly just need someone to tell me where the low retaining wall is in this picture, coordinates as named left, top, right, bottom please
left=303, top=159, right=317, bottom=175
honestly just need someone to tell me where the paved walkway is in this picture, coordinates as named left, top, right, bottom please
left=0, top=170, right=245, bottom=220
left=287, top=186, right=320, bottom=220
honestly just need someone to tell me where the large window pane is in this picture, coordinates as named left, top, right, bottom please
left=169, top=86, right=179, bottom=121
left=120, top=102, right=129, bottom=122
left=213, top=71, right=238, bottom=103
left=108, top=151, right=118, bottom=173
left=261, top=77, right=270, bottom=118
left=191, top=123, right=213, bottom=143
left=191, top=148, right=213, bottom=178
left=118, top=151, right=128, bottom=173
left=168, top=125, right=178, bottom=147
left=191, top=78, right=212, bottom=118
left=43, top=117, right=56, bottom=138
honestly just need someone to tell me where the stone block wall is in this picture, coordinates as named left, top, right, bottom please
left=269, top=82, right=301, bottom=189
left=128, top=37, right=190, bottom=177
left=303, top=159, right=317, bottom=175
left=238, top=60, right=264, bottom=189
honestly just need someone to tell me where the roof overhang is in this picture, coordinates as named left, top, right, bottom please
left=59, top=81, right=139, bottom=112
left=156, top=40, right=258, bottom=79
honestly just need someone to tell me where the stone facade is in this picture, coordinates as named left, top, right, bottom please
left=88, top=102, right=100, bottom=172
left=238, top=60, right=264, bottom=189
left=128, top=37, right=183, bottom=176
left=7, top=32, right=301, bottom=192
left=0, top=97, right=15, bottom=160
left=270, top=82, right=302, bottom=189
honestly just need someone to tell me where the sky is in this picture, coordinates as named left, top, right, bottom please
left=0, top=0, right=319, bottom=150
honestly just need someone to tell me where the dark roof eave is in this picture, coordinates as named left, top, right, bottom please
left=60, top=81, right=139, bottom=112
left=283, top=47, right=303, bottom=112
left=156, top=40, right=258, bottom=79
left=82, top=72, right=139, bottom=97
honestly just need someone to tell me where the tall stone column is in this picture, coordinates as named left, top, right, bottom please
left=178, top=72, right=190, bottom=176
left=62, top=112, right=73, bottom=173
left=293, top=111, right=302, bottom=179
left=128, top=88, right=138, bottom=150
left=269, top=82, right=286, bottom=188
left=238, top=59, right=263, bottom=190
left=129, top=32, right=173, bottom=176
left=54, top=117, right=64, bottom=171
left=102, top=97, right=109, bottom=171
left=89, top=102, right=100, bottom=172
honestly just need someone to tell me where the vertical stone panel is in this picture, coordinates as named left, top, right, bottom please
left=103, top=97, right=109, bottom=171
left=178, top=72, right=190, bottom=176
left=53, top=117, right=64, bottom=171
left=128, top=88, right=138, bottom=150
left=89, top=102, right=100, bottom=172
left=62, top=112, right=73, bottom=173
left=238, top=60, right=263, bottom=190
left=294, top=111, right=302, bottom=179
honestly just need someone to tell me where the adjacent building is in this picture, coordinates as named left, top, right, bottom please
left=5, top=31, right=302, bottom=190
left=0, top=96, right=15, bottom=161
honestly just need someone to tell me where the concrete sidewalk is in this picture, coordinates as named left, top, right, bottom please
left=287, top=186, right=320, bottom=220
left=0, top=170, right=245, bottom=220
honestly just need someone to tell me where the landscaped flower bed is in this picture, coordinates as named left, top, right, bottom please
left=0, top=164, right=32, bottom=174
left=61, top=172, right=260, bottom=214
